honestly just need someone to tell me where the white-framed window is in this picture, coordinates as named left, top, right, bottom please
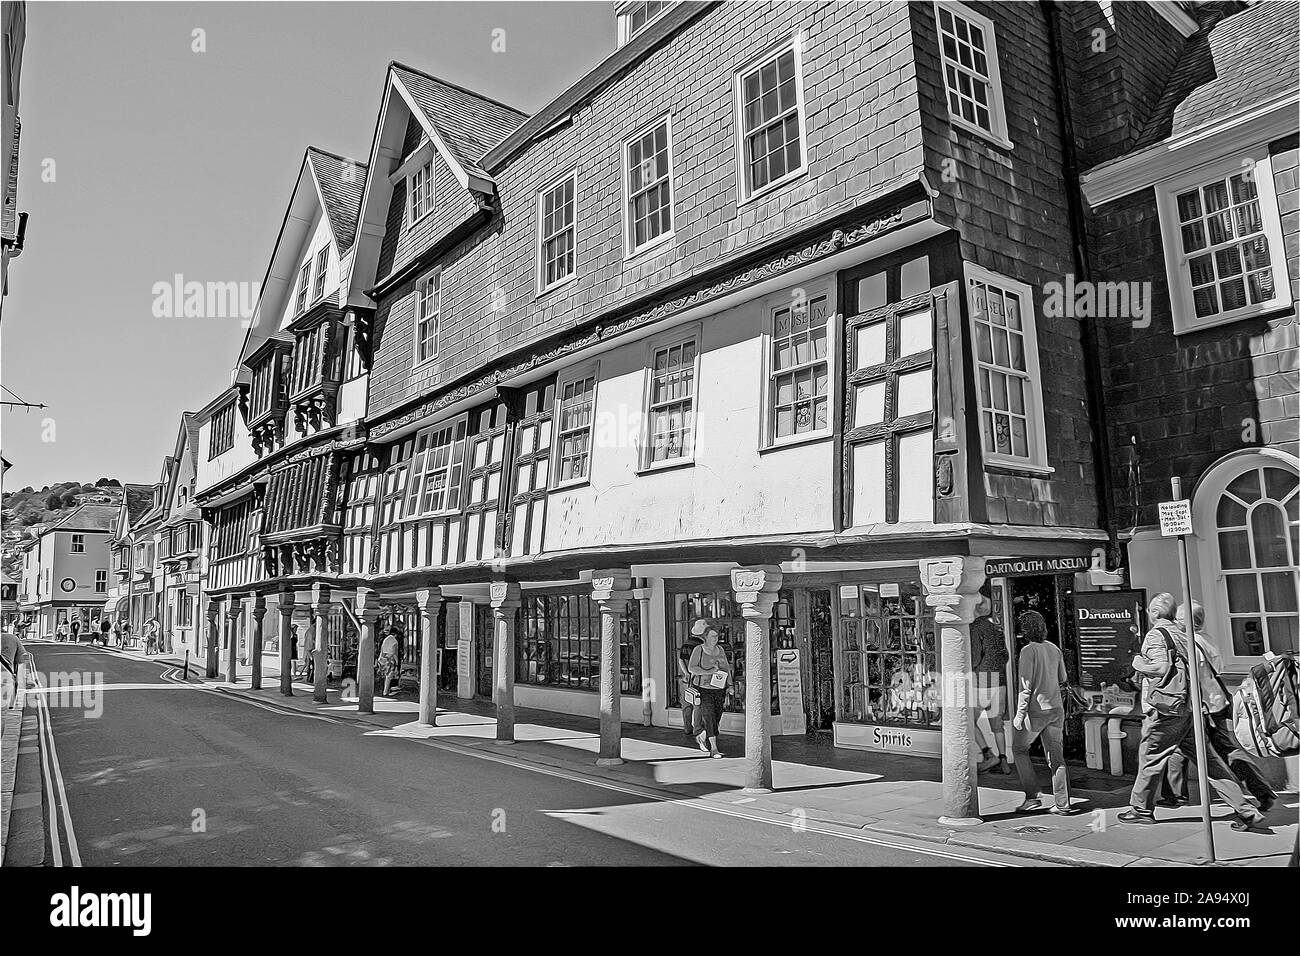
left=295, top=261, right=311, bottom=314
left=1155, top=149, right=1292, bottom=334
left=413, top=270, right=441, bottom=366
left=617, top=0, right=672, bottom=47
left=404, top=416, right=468, bottom=518
left=313, top=247, right=329, bottom=301
left=1211, top=461, right=1299, bottom=658
left=71, top=534, right=85, bottom=553
left=763, top=283, right=834, bottom=448
left=408, top=159, right=434, bottom=225
left=965, top=264, right=1049, bottom=472
left=553, top=365, right=599, bottom=487
left=625, top=116, right=674, bottom=256
left=538, top=172, right=577, bottom=293
left=95, top=569, right=107, bottom=593
left=642, top=326, right=699, bottom=469
left=934, top=2, right=1010, bottom=147
left=735, top=37, right=808, bottom=202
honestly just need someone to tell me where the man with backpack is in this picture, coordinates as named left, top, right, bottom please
left=1160, top=602, right=1276, bottom=813
left=1119, top=593, right=1265, bottom=831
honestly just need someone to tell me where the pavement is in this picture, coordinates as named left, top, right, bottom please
left=117, top=644, right=1299, bottom=868
left=11, top=642, right=1048, bottom=867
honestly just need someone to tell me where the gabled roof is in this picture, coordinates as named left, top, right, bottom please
left=47, top=503, right=117, bottom=534
left=389, top=62, right=529, bottom=185
left=122, top=484, right=153, bottom=528
left=1134, top=1, right=1299, bottom=149
left=308, top=147, right=367, bottom=254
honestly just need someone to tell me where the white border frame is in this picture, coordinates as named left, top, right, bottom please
left=758, top=277, right=837, bottom=452
left=623, top=112, right=677, bottom=260
left=550, top=359, right=601, bottom=490
left=638, top=321, right=702, bottom=472
left=536, top=169, right=579, bottom=297
left=733, top=33, right=810, bottom=206
left=933, top=1, right=1013, bottom=150
left=411, top=267, right=442, bottom=370
left=1154, top=147, right=1293, bottom=335
left=963, top=263, right=1051, bottom=474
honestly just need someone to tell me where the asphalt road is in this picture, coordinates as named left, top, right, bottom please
left=21, top=642, right=1046, bottom=867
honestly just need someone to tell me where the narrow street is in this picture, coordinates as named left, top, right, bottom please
left=22, top=642, right=1041, bottom=867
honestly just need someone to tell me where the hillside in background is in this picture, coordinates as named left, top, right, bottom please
left=1, top=478, right=124, bottom=579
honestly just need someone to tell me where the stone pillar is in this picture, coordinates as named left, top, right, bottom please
left=920, top=556, right=986, bottom=825
left=632, top=583, right=653, bottom=726
left=205, top=598, right=220, bottom=679
left=250, top=593, right=266, bottom=691
left=311, top=583, right=330, bottom=704
left=489, top=580, right=520, bottom=744
left=355, top=587, right=379, bottom=715
left=732, top=567, right=783, bottom=793
left=592, top=570, right=634, bottom=766
left=416, top=587, right=443, bottom=727
left=278, top=589, right=295, bottom=697
left=224, top=598, right=242, bottom=685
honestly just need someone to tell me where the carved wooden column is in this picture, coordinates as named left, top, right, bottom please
left=732, top=566, right=782, bottom=793
left=631, top=582, right=653, bottom=726
left=355, top=587, right=379, bottom=715
left=204, top=598, right=220, bottom=679
left=416, top=587, right=443, bottom=727
left=224, top=598, right=242, bottom=684
left=250, top=593, right=266, bottom=691
left=278, top=589, right=295, bottom=696
left=489, top=580, right=520, bottom=744
left=592, top=570, right=633, bottom=766
left=920, top=556, right=986, bottom=825
left=311, top=583, right=330, bottom=704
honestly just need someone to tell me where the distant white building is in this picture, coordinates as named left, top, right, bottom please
left=18, top=503, right=114, bottom=638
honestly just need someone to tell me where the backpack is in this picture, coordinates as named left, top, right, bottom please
left=1232, top=652, right=1299, bottom=758
left=1147, top=625, right=1189, bottom=716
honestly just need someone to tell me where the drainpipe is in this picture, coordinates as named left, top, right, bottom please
left=1040, top=0, right=1120, bottom=569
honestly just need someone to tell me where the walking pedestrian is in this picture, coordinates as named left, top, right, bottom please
left=56, top=620, right=69, bottom=643
left=112, top=619, right=122, bottom=647
left=121, top=620, right=132, bottom=649
left=1159, top=601, right=1276, bottom=813
left=69, top=617, right=81, bottom=643
left=1119, top=593, right=1265, bottom=830
left=687, top=625, right=731, bottom=758
left=971, top=586, right=1010, bottom=774
left=379, top=627, right=400, bottom=697
left=145, top=618, right=158, bottom=655
left=99, top=616, right=112, bottom=647
left=1010, top=610, right=1078, bottom=814
left=678, top=619, right=707, bottom=739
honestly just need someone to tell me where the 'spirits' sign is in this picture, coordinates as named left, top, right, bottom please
left=985, top=556, right=1091, bottom=577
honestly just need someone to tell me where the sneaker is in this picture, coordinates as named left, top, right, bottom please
left=990, top=756, right=1011, bottom=775
left=1049, top=805, right=1082, bottom=816
left=1014, top=798, right=1043, bottom=814
left=710, top=751, right=724, bottom=759
left=1118, top=808, right=1156, bottom=825
left=1156, top=797, right=1187, bottom=809
left=1230, top=815, right=1266, bottom=832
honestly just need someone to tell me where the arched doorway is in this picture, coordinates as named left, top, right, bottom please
left=1192, top=449, right=1298, bottom=669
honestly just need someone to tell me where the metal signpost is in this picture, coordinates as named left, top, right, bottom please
left=1160, top=477, right=1214, bottom=863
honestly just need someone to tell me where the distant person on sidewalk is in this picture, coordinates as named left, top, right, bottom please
left=1119, top=593, right=1264, bottom=830
left=144, top=619, right=158, bottom=656
left=99, top=616, right=112, bottom=647
left=678, top=619, right=707, bottom=739
left=1011, top=610, right=1077, bottom=815
left=69, top=618, right=81, bottom=643
left=1158, top=601, right=1276, bottom=814
left=56, top=621, right=68, bottom=642
left=971, top=585, right=1010, bottom=775
left=379, top=627, right=400, bottom=697
left=121, top=621, right=132, bottom=648
left=687, top=626, right=731, bottom=758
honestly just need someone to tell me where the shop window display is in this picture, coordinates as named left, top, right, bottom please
left=838, top=582, right=939, bottom=727
left=515, top=591, right=641, bottom=693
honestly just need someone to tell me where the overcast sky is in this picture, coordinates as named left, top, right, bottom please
left=1, top=1, right=612, bottom=490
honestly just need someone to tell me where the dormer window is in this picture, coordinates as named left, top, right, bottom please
left=296, top=261, right=310, bottom=314
left=408, top=160, right=433, bottom=225
left=617, top=1, right=671, bottom=47
left=313, top=247, right=329, bottom=301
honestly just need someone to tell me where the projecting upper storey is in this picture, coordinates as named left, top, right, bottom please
left=352, top=1, right=931, bottom=421
left=196, top=146, right=369, bottom=499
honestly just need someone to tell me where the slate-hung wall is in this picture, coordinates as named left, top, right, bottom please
left=1091, top=135, right=1300, bottom=528
left=910, top=0, right=1101, bottom=530
left=367, top=0, right=928, bottom=422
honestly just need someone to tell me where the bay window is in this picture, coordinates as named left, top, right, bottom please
left=404, top=416, right=468, bottom=518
